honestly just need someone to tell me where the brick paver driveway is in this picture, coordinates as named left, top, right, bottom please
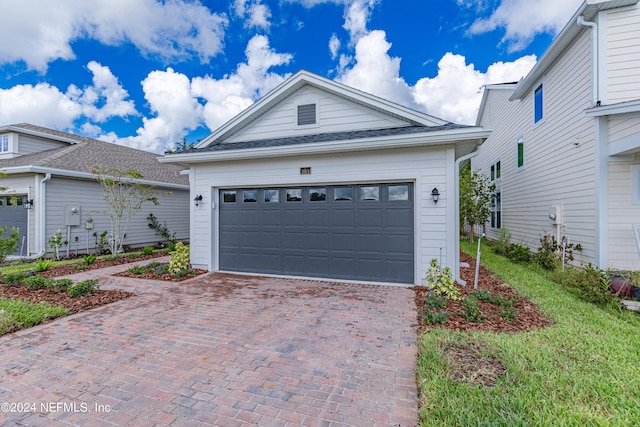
left=0, top=260, right=418, bottom=426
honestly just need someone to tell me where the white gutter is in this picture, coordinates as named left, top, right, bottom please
left=454, top=149, right=482, bottom=285
left=160, top=128, right=491, bottom=164
left=577, top=15, right=599, bottom=105
left=7, top=173, right=51, bottom=260
left=1, top=166, right=188, bottom=190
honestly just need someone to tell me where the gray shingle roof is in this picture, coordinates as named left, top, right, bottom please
left=1, top=124, right=188, bottom=186
left=184, top=124, right=469, bottom=154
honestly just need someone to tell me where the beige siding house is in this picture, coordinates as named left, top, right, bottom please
left=0, top=124, right=189, bottom=258
left=161, top=70, right=489, bottom=285
left=473, top=0, right=640, bottom=270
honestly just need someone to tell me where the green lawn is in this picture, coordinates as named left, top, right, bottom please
left=417, top=239, right=640, bottom=426
left=0, top=298, right=69, bottom=335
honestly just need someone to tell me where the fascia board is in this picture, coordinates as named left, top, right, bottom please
left=161, top=128, right=490, bottom=164
left=585, top=99, right=640, bottom=116
left=0, top=125, right=80, bottom=145
left=1, top=166, right=189, bottom=190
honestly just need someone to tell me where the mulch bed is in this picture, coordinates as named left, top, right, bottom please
left=114, top=268, right=208, bottom=282
left=0, top=286, right=133, bottom=314
left=34, top=252, right=168, bottom=278
left=414, top=252, right=552, bottom=333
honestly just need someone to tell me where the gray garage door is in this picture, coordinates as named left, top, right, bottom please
left=219, top=183, right=414, bottom=284
left=0, top=196, right=27, bottom=255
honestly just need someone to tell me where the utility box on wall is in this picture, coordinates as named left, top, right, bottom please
left=65, top=205, right=81, bottom=226
left=549, top=206, right=563, bottom=225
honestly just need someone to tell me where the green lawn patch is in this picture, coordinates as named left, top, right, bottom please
left=417, top=239, right=640, bottom=426
left=0, top=298, right=69, bottom=335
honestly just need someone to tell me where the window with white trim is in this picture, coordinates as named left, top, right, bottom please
left=517, top=135, right=525, bottom=169
left=534, top=83, right=543, bottom=123
left=490, top=191, right=501, bottom=229
left=490, top=160, right=501, bottom=182
left=0, top=135, right=8, bottom=153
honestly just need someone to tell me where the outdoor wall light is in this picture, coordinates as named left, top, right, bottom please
left=24, top=198, right=34, bottom=209
left=193, top=194, right=203, bottom=207
left=431, top=188, right=440, bottom=204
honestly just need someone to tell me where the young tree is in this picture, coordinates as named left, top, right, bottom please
left=459, top=162, right=495, bottom=243
left=92, top=167, right=158, bottom=254
left=0, top=226, right=20, bottom=263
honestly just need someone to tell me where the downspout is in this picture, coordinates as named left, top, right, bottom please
left=8, top=173, right=51, bottom=260
left=577, top=15, right=599, bottom=105
left=454, top=149, right=481, bottom=286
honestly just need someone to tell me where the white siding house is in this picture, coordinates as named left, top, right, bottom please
left=473, top=0, right=640, bottom=270
left=161, top=70, right=489, bottom=285
left=0, top=124, right=190, bottom=258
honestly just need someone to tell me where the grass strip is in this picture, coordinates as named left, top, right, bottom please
left=0, top=298, right=70, bottom=336
left=417, top=239, right=640, bottom=426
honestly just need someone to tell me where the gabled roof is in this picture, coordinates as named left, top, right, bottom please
left=475, top=83, right=518, bottom=126
left=195, top=69, right=449, bottom=148
left=510, top=0, right=639, bottom=101
left=0, top=124, right=188, bottom=188
left=0, top=123, right=95, bottom=145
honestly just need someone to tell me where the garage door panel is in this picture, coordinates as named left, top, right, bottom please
left=219, top=183, right=414, bottom=284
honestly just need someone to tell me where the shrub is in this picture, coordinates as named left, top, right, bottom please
left=421, top=289, right=449, bottom=325
left=95, top=230, right=109, bottom=255
left=154, top=263, right=169, bottom=275
left=34, top=258, right=54, bottom=272
left=84, top=254, right=97, bottom=266
left=23, top=276, right=53, bottom=290
left=48, top=230, right=63, bottom=260
left=462, top=295, right=483, bottom=322
left=0, top=226, right=20, bottom=264
left=168, top=242, right=190, bottom=275
left=533, top=233, right=582, bottom=271
left=128, top=265, right=150, bottom=275
left=142, top=246, right=154, bottom=256
left=472, top=289, right=492, bottom=301
left=494, top=228, right=512, bottom=257
left=2, top=272, right=29, bottom=286
left=507, top=244, right=531, bottom=264
left=47, top=278, right=73, bottom=293
left=555, top=264, right=615, bottom=306
left=73, top=265, right=88, bottom=271
left=69, top=279, right=99, bottom=297
left=425, top=258, right=461, bottom=301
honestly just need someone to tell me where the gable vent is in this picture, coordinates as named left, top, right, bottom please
left=297, top=103, right=317, bottom=126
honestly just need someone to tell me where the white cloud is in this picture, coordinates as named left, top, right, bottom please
left=329, top=34, right=341, bottom=60
left=337, top=30, right=417, bottom=109
left=0, top=62, right=137, bottom=130
left=0, top=0, right=228, bottom=71
left=342, top=0, right=378, bottom=44
left=467, top=0, right=582, bottom=51
left=413, top=53, right=536, bottom=124
left=233, top=0, right=272, bottom=30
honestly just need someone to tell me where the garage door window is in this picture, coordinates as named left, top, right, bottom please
left=334, top=187, right=353, bottom=201
left=360, top=186, right=379, bottom=201
left=243, top=190, right=257, bottom=202
left=264, top=189, right=279, bottom=203
left=309, top=187, right=326, bottom=201
left=286, top=189, right=302, bottom=202
left=222, top=191, right=236, bottom=203
left=388, top=185, right=409, bottom=201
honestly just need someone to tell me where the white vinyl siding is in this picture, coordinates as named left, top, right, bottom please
left=226, top=86, right=407, bottom=143
left=606, top=4, right=640, bottom=104
left=608, top=153, right=640, bottom=269
left=190, top=145, right=456, bottom=284
left=16, top=134, right=69, bottom=155
left=44, top=177, right=189, bottom=256
left=473, top=30, right=595, bottom=264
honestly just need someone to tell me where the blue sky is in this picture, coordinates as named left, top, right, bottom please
left=0, top=0, right=582, bottom=153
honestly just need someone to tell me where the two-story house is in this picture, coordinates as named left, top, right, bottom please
left=473, top=0, right=640, bottom=270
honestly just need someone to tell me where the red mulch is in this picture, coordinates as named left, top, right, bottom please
left=35, top=252, right=167, bottom=278
left=414, top=253, right=552, bottom=333
left=114, top=268, right=208, bottom=282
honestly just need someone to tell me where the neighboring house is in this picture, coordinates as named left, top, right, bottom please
left=161, top=70, right=489, bottom=285
left=473, top=0, right=640, bottom=270
left=0, top=123, right=190, bottom=258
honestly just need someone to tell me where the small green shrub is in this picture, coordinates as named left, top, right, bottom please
left=23, top=276, right=53, bottom=290
left=462, top=295, right=483, bottom=322
left=128, top=265, right=151, bottom=275
left=421, top=289, right=449, bottom=325
left=533, top=234, right=582, bottom=271
left=142, top=246, right=154, bottom=256
left=69, top=279, right=99, bottom=297
left=84, top=254, right=97, bottom=265
left=507, top=244, right=531, bottom=264
left=472, top=289, right=492, bottom=301
left=95, top=230, right=109, bottom=255
left=0, top=226, right=20, bottom=264
left=168, top=242, right=190, bottom=274
left=164, top=243, right=177, bottom=253
left=34, top=258, right=54, bottom=272
left=2, top=272, right=29, bottom=286
left=73, top=265, right=88, bottom=271
left=425, top=259, right=461, bottom=301
left=173, top=268, right=195, bottom=278
left=47, top=278, right=73, bottom=293
left=154, top=263, right=169, bottom=275
left=494, top=228, right=512, bottom=257
left=555, top=264, right=614, bottom=306
left=499, top=305, right=519, bottom=321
